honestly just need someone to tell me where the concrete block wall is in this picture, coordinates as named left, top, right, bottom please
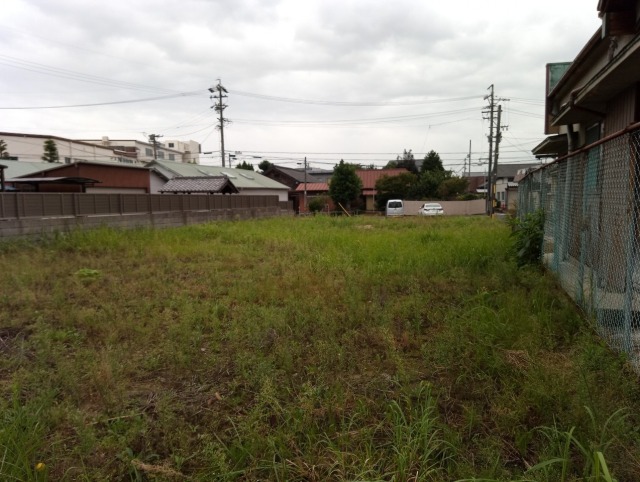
left=0, top=206, right=293, bottom=241
left=403, top=199, right=485, bottom=216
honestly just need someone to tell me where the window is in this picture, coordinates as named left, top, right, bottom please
left=157, top=151, right=165, bottom=159
left=168, top=142, right=175, bottom=148
left=65, top=157, right=71, bottom=164
left=145, top=148, right=153, bottom=157
left=168, top=154, right=175, bottom=161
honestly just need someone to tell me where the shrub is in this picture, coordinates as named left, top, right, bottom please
left=308, top=196, right=329, bottom=213
left=509, top=209, right=545, bottom=267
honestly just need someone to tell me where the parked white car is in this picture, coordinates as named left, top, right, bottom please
left=386, top=199, right=404, bottom=217
left=418, top=202, right=444, bottom=216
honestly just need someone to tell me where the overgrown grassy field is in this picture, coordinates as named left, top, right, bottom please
left=1, top=216, right=639, bottom=481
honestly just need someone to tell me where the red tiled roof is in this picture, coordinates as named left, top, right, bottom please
left=356, top=168, right=409, bottom=189
left=294, top=182, right=329, bottom=192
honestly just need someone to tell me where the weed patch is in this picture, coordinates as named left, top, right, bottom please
left=1, top=216, right=639, bottom=481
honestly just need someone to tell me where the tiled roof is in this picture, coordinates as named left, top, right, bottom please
left=159, top=176, right=236, bottom=193
left=356, top=168, right=409, bottom=189
left=147, top=160, right=289, bottom=190
left=266, top=165, right=332, bottom=183
left=294, top=182, right=329, bottom=192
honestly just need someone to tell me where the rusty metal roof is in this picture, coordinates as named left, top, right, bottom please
left=356, top=168, right=409, bottom=189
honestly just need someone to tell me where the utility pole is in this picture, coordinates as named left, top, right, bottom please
left=302, top=157, right=308, bottom=212
left=296, top=157, right=308, bottom=212
left=483, top=85, right=495, bottom=216
left=465, top=139, right=472, bottom=178
left=209, top=80, right=229, bottom=167
left=148, top=134, right=163, bottom=160
left=493, top=105, right=503, bottom=209
left=482, top=86, right=509, bottom=215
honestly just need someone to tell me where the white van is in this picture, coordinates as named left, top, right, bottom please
left=385, top=199, right=404, bottom=217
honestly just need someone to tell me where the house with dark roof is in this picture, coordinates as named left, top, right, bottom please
left=261, top=165, right=332, bottom=212
left=148, top=160, right=290, bottom=201
left=262, top=165, right=332, bottom=189
left=494, top=163, right=541, bottom=208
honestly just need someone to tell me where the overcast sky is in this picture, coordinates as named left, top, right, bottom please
left=1, top=0, right=602, bottom=171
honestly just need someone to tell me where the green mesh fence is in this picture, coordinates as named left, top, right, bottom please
left=518, top=127, right=640, bottom=370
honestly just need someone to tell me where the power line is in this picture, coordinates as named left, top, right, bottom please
left=0, top=54, right=177, bottom=94
left=232, top=107, right=480, bottom=127
left=0, top=91, right=204, bottom=110
left=230, top=90, right=482, bottom=106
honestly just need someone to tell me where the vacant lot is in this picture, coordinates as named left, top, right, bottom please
left=1, top=216, right=639, bottom=481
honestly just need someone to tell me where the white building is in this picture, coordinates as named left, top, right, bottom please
left=0, top=132, right=137, bottom=164
left=82, top=137, right=201, bottom=164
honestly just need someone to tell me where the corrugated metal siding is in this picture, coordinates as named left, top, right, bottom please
left=605, top=85, right=638, bottom=136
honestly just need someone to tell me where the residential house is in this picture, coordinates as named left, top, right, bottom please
left=261, top=165, right=332, bottom=212
left=356, top=168, right=409, bottom=211
left=493, top=163, right=540, bottom=209
left=7, top=160, right=152, bottom=193
left=464, top=172, right=488, bottom=194
left=148, top=160, right=290, bottom=201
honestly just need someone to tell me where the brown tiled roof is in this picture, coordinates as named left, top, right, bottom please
left=159, top=176, right=237, bottom=193
left=356, top=168, right=409, bottom=189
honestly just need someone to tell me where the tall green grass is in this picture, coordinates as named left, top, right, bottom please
left=0, top=216, right=639, bottom=481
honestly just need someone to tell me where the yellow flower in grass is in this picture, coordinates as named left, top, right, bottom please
left=35, top=462, right=46, bottom=471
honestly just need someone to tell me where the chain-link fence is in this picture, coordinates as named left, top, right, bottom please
left=519, top=125, right=640, bottom=370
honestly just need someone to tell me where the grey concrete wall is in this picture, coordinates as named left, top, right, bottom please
left=0, top=206, right=293, bottom=241
left=404, top=199, right=485, bottom=216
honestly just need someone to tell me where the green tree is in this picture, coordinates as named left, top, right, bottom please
left=393, top=149, right=418, bottom=174
left=0, top=139, right=9, bottom=158
left=437, top=176, right=469, bottom=200
left=421, top=150, right=444, bottom=173
left=42, top=139, right=59, bottom=163
left=258, top=160, right=273, bottom=172
left=235, top=160, right=254, bottom=171
left=410, top=170, right=447, bottom=199
left=374, top=172, right=417, bottom=210
left=328, top=160, right=363, bottom=210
